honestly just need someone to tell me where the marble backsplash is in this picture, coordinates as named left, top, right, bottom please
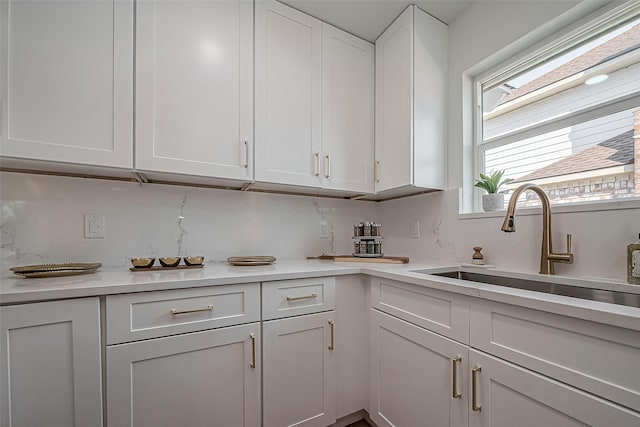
left=0, top=172, right=378, bottom=270
left=2, top=171, right=639, bottom=282
left=379, top=190, right=640, bottom=282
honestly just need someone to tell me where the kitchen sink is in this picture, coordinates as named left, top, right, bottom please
left=418, top=270, right=640, bottom=308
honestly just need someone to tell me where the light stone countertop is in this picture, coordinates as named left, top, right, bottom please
left=1, top=260, right=639, bottom=331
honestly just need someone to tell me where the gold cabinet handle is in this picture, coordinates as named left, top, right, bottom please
left=170, top=305, right=213, bottom=316
left=374, top=160, right=380, bottom=183
left=314, top=153, right=320, bottom=176
left=250, top=333, right=256, bottom=368
left=472, top=365, right=482, bottom=412
left=452, top=356, right=462, bottom=399
left=243, top=140, right=249, bottom=168
left=286, top=293, right=317, bottom=302
left=328, top=320, right=334, bottom=351
left=324, top=154, right=331, bottom=179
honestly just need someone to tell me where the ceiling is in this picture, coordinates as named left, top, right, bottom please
left=280, top=0, right=476, bottom=42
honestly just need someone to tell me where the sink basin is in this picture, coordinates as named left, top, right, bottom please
left=418, top=270, right=640, bottom=308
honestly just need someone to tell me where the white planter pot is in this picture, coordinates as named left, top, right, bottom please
left=482, top=193, right=505, bottom=211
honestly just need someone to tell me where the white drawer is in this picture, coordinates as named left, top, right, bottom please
left=369, top=277, right=470, bottom=344
left=262, top=277, right=335, bottom=320
left=470, top=299, right=640, bottom=412
left=106, top=283, right=260, bottom=344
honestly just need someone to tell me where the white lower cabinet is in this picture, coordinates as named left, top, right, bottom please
left=0, top=298, right=103, bottom=427
left=468, top=349, right=640, bottom=427
left=369, top=279, right=640, bottom=427
left=369, top=309, right=468, bottom=427
left=262, top=311, right=336, bottom=427
left=107, top=322, right=261, bottom=427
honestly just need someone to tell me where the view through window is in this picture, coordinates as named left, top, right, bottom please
left=478, top=13, right=640, bottom=208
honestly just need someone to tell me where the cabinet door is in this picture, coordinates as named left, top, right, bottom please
left=255, top=0, right=322, bottom=187
left=369, top=309, right=468, bottom=427
left=0, top=298, right=103, bottom=427
left=135, top=0, right=253, bottom=180
left=374, top=6, right=413, bottom=192
left=263, top=311, right=336, bottom=427
left=107, top=322, right=261, bottom=427
left=0, top=0, right=133, bottom=168
left=468, top=349, right=640, bottom=427
left=322, top=24, right=374, bottom=193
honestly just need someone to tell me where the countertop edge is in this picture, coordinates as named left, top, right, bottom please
left=2, top=261, right=639, bottom=331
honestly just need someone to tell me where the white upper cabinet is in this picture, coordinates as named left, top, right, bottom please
left=135, top=0, right=253, bottom=181
left=255, top=1, right=374, bottom=193
left=322, top=24, right=374, bottom=193
left=375, top=5, right=447, bottom=195
left=255, top=0, right=322, bottom=188
left=0, top=0, right=133, bottom=168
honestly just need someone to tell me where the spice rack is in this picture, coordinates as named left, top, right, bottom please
left=352, top=221, right=383, bottom=257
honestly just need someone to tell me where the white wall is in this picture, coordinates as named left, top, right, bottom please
left=0, top=172, right=378, bottom=270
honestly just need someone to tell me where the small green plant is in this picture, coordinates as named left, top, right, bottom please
left=474, top=170, right=513, bottom=194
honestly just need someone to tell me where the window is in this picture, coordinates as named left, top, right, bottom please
left=475, top=4, right=640, bottom=210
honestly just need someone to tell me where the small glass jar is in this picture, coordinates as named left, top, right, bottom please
left=374, top=241, right=382, bottom=255
left=363, top=221, right=372, bottom=236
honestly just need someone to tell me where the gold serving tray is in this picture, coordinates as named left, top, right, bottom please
left=11, top=262, right=102, bottom=274
left=11, top=263, right=102, bottom=278
left=15, top=268, right=101, bottom=279
left=227, top=256, right=276, bottom=266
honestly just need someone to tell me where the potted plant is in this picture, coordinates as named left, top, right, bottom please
left=475, top=170, right=513, bottom=211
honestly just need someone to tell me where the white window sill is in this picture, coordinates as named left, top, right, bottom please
left=459, top=197, right=640, bottom=220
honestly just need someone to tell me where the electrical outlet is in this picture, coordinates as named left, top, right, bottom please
left=319, top=222, right=329, bottom=238
left=410, top=220, right=420, bottom=238
left=84, top=214, right=105, bottom=239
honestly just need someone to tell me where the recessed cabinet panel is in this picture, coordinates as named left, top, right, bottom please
left=369, top=309, right=468, bottom=427
left=106, top=283, right=260, bottom=344
left=468, top=349, right=640, bottom=427
left=255, top=0, right=322, bottom=187
left=135, top=0, right=253, bottom=180
left=0, top=0, right=133, bottom=168
left=374, top=5, right=447, bottom=194
left=263, top=311, right=336, bottom=427
left=262, top=277, right=336, bottom=320
left=322, top=24, right=374, bottom=193
left=0, top=298, right=103, bottom=427
left=374, top=6, right=413, bottom=192
left=370, top=277, right=470, bottom=343
left=470, top=299, right=640, bottom=411
left=107, top=322, right=261, bottom=427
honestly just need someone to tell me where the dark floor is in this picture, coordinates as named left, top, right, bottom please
left=346, top=421, right=371, bottom=427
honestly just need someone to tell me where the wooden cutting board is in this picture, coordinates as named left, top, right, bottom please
left=307, top=255, right=409, bottom=264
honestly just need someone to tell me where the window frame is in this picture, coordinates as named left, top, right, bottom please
left=471, top=1, right=640, bottom=214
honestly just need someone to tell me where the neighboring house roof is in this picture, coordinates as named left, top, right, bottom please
left=513, top=129, right=634, bottom=182
left=500, top=23, right=640, bottom=105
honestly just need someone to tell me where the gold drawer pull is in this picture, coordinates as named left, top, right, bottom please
left=452, top=356, right=462, bottom=399
left=314, top=153, right=320, bottom=176
left=472, top=365, right=482, bottom=412
left=250, top=333, right=256, bottom=369
left=170, top=305, right=213, bottom=316
left=328, top=320, right=334, bottom=351
left=243, top=140, right=249, bottom=168
left=286, top=293, right=317, bottom=302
